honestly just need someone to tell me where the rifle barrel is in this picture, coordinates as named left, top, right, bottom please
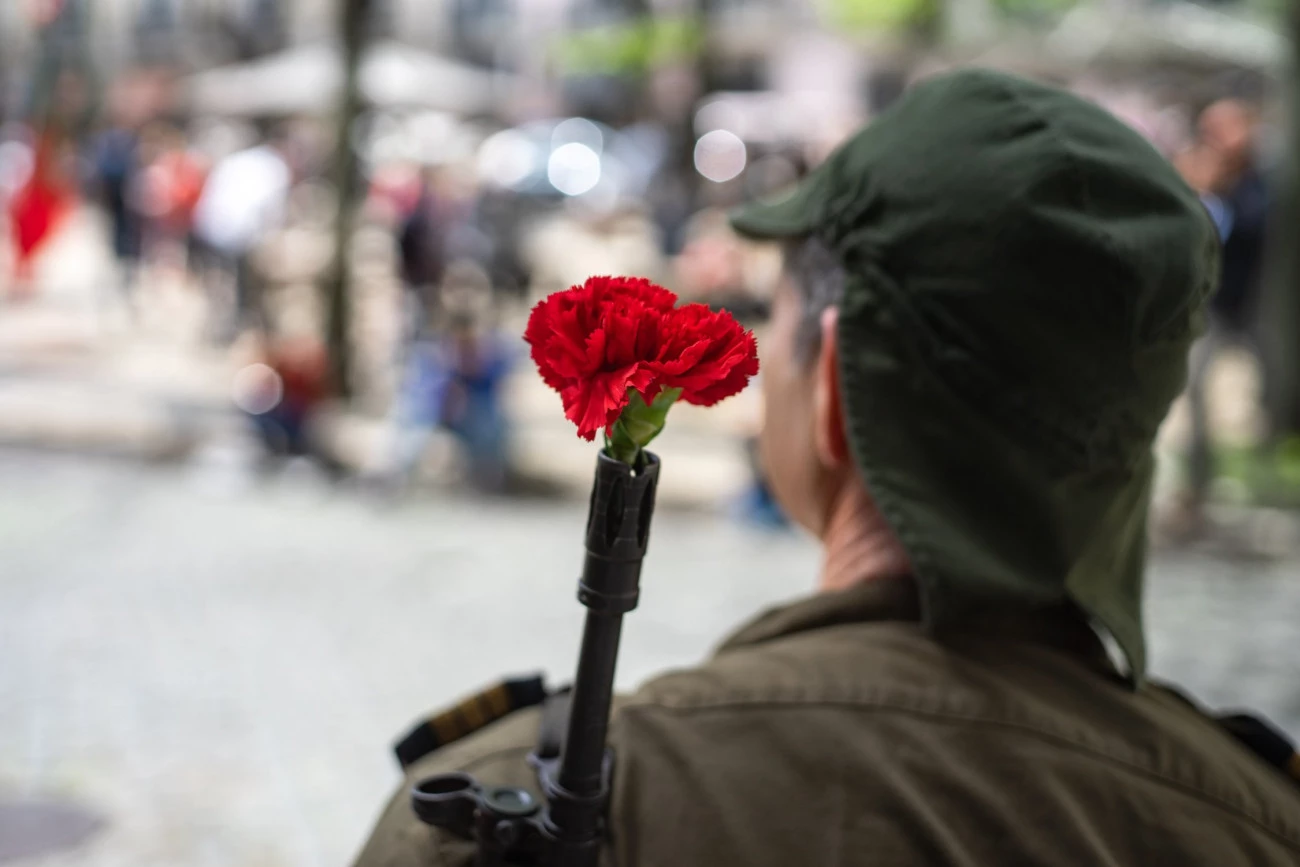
left=545, top=451, right=660, bottom=865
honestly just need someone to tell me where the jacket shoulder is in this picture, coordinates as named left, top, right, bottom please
left=351, top=707, right=543, bottom=867
left=610, top=622, right=1300, bottom=866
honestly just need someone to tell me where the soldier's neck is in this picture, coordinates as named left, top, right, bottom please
left=817, top=479, right=911, bottom=594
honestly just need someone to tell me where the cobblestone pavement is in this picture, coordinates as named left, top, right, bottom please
left=2, top=451, right=1298, bottom=866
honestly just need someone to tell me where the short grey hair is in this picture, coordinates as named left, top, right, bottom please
left=783, top=236, right=846, bottom=364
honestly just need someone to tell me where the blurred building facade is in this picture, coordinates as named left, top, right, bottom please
left=1, top=0, right=1281, bottom=118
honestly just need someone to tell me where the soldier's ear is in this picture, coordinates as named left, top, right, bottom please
left=812, top=306, right=851, bottom=469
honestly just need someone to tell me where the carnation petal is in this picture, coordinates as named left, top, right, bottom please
left=526, top=275, right=755, bottom=441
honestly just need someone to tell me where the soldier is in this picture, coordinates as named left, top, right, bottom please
left=354, top=70, right=1300, bottom=867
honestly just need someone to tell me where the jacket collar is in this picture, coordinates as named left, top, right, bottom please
left=718, top=576, right=922, bottom=652
left=717, top=575, right=1117, bottom=677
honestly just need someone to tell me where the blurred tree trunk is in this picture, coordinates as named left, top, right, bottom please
left=652, top=0, right=713, bottom=253
left=324, top=0, right=372, bottom=400
left=1262, top=0, right=1300, bottom=437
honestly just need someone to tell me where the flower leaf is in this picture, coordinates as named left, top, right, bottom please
left=604, top=387, right=682, bottom=466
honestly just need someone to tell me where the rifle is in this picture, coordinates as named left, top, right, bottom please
left=410, top=450, right=660, bottom=866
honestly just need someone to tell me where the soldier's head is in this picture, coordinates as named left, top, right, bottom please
left=757, top=235, right=857, bottom=539
left=733, top=69, right=1219, bottom=681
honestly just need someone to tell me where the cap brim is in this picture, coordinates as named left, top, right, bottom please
left=728, top=167, right=827, bottom=240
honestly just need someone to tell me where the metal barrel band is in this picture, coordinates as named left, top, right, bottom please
left=576, top=572, right=640, bottom=613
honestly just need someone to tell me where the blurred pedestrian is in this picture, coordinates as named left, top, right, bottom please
left=7, top=131, right=74, bottom=296
left=89, top=120, right=144, bottom=301
left=734, top=435, right=787, bottom=529
left=1173, top=99, right=1271, bottom=535
left=395, top=167, right=449, bottom=345
left=136, top=122, right=208, bottom=272
left=442, top=313, right=513, bottom=492
left=379, top=309, right=514, bottom=495
left=192, top=125, right=292, bottom=342
left=674, top=207, right=772, bottom=322
left=232, top=330, right=333, bottom=474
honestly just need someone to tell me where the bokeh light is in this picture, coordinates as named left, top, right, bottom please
left=477, top=128, right=538, bottom=190
left=693, top=129, right=747, bottom=183
left=230, top=363, right=284, bottom=415
left=551, top=117, right=604, bottom=154
left=548, top=142, right=602, bottom=196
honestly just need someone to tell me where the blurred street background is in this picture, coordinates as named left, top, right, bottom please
left=1, top=0, right=1299, bottom=864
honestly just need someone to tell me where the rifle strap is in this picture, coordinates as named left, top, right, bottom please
left=1217, top=713, right=1300, bottom=786
left=394, top=674, right=547, bottom=770
left=1158, top=681, right=1300, bottom=787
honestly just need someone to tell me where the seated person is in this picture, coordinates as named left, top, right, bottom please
left=353, top=70, right=1300, bottom=867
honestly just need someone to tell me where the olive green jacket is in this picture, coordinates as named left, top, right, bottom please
left=353, top=577, right=1300, bottom=866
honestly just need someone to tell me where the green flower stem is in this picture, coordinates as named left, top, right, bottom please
left=604, top=387, right=682, bottom=467
left=605, top=436, right=641, bottom=467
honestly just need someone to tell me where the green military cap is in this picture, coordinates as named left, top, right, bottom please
left=732, top=69, right=1220, bottom=682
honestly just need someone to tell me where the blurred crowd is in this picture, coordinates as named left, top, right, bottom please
left=0, top=36, right=1293, bottom=537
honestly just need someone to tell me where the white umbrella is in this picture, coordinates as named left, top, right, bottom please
left=187, top=41, right=509, bottom=116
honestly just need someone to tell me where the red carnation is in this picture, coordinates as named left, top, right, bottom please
left=649, top=302, right=760, bottom=407
left=525, top=276, right=759, bottom=460
left=525, top=276, right=677, bottom=440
